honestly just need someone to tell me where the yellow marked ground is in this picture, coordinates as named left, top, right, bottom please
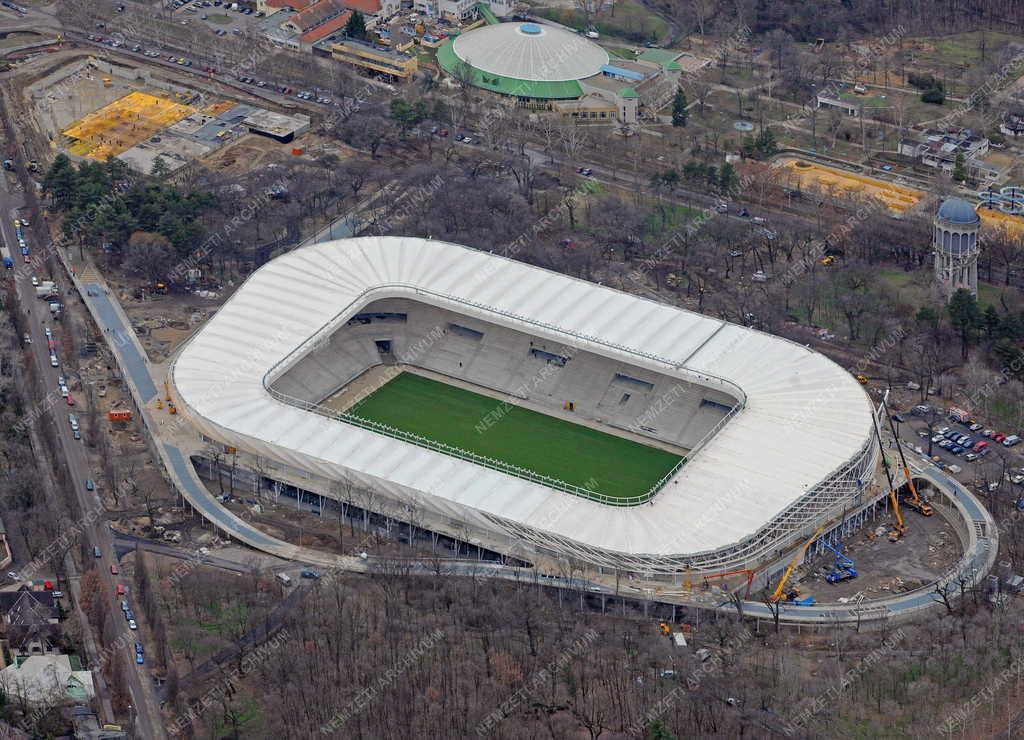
left=780, top=160, right=924, bottom=213
left=62, top=91, right=197, bottom=161
left=977, top=206, right=1024, bottom=237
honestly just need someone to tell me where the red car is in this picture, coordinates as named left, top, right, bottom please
left=995, top=433, right=1008, bottom=443
left=47, top=339, right=55, bottom=350
left=66, top=394, right=74, bottom=406
left=116, top=583, right=125, bottom=595
left=110, top=565, right=118, bottom=575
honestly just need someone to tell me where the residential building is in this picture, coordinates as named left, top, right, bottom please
left=0, top=654, right=94, bottom=706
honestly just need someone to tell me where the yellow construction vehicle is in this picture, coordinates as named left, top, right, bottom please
left=872, top=408, right=907, bottom=540
left=883, top=399, right=933, bottom=516
left=769, top=525, right=825, bottom=604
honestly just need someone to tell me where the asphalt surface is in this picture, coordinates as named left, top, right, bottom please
left=0, top=188, right=165, bottom=732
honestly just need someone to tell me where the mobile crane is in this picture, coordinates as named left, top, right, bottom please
left=882, top=399, right=933, bottom=516
left=702, top=569, right=755, bottom=599
left=769, top=525, right=825, bottom=605
left=872, top=409, right=907, bottom=541
left=821, top=540, right=858, bottom=583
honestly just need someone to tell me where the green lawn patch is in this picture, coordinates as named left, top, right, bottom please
left=347, top=372, right=683, bottom=500
left=205, top=13, right=230, bottom=25
left=536, top=0, right=668, bottom=43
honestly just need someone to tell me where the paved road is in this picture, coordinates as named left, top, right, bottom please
left=0, top=194, right=165, bottom=732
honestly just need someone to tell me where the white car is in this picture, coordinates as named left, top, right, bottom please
left=947, top=464, right=962, bottom=474
left=22, top=333, right=30, bottom=344
left=49, top=354, right=58, bottom=368
left=931, top=434, right=943, bottom=443
left=59, top=385, right=69, bottom=398
left=30, top=276, right=37, bottom=286
left=128, top=619, right=137, bottom=630
left=57, top=375, right=65, bottom=386
left=1011, top=473, right=1024, bottom=484
left=44, top=327, right=51, bottom=339
left=20, top=219, right=28, bottom=227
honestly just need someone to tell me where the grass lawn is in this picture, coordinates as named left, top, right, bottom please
left=205, top=13, right=230, bottom=24
left=348, top=372, right=683, bottom=499
left=880, top=268, right=1004, bottom=309
left=537, top=0, right=668, bottom=43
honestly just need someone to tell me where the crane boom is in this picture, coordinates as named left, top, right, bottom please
left=872, top=408, right=906, bottom=539
left=882, top=399, right=933, bottom=516
left=703, top=568, right=754, bottom=599
left=770, top=525, right=825, bottom=603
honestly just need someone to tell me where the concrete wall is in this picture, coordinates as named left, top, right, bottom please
left=270, top=297, right=737, bottom=450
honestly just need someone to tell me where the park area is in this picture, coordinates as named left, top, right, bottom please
left=345, top=372, right=683, bottom=499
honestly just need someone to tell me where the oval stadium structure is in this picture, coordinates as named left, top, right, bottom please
left=437, top=22, right=609, bottom=99
left=170, top=238, right=878, bottom=575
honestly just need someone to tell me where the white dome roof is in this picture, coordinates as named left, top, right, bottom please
left=452, top=22, right=608, bottom=82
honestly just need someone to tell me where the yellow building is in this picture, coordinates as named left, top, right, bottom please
left=330, top=38, right=418, bottom=79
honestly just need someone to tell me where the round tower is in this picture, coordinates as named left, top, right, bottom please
left=933, top=197, right=981, bottom=297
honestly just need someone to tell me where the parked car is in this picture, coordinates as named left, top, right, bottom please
left=1012, top=473, right=1024, bottom=484
left=110, top=564, right=118, bottom=575
left=965, top=452, right=979, bottom=462
left=128, top=619, right=137, bottom=630
left=995, top=433, right=1008, bottom=443
left=1004, top=435, right=1021, bottom=447
left=116, top=584, right=125, bottom=596
left=94, top=546, right=101, bottom=558
left=970, top=423, right=983, bottom=431
left=85, top=479, right=94, bottom=491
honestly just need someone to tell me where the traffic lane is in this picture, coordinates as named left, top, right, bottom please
left=83, top=285, right=158, bottom=402
left=0, top=144, right=163, bottom=736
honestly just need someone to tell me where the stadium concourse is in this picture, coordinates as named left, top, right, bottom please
left=170, top=237, right=879, bottom=577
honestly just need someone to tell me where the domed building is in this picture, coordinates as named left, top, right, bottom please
left=436, top=21, right=683, bottom=124
left=933, top=196, right=981, bottom=297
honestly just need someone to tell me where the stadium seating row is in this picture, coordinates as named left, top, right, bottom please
left=269, top=298, right=738, bottom=450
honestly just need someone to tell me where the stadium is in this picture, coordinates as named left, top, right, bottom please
left=435, top=22, right=683, bottom=124
left=170, top=238, right=879, bottom=576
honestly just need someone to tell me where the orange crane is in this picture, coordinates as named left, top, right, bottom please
left=702, top=569, right=755, bottom=599
left=882, top=399, right=933, bottom=516
left=769, top=525, right=825, bottom=604
left=872, top=408, right=906, bottom=541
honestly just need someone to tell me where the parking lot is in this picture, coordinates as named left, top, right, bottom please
left=896, top=405, right=1024, bottom=496
left=164, top=0, right=266, bottom=37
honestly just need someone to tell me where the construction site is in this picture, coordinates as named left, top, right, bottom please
left=27, top=53, right=310, bottom=174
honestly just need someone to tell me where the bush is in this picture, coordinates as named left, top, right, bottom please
left=908, top=72, right=942, bottom=91
left=921, top=88, right=946, bottom=105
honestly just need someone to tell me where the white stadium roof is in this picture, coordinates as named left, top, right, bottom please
left=171, top=238, right=875, bottom=570
left=451, top=22, right=608, bottom=83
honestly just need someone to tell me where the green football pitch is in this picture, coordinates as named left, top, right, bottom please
left=346, top=372, right=683, bottom=501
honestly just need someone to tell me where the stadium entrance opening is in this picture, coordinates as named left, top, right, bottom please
left=375, top=340, right=392, bottom=354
